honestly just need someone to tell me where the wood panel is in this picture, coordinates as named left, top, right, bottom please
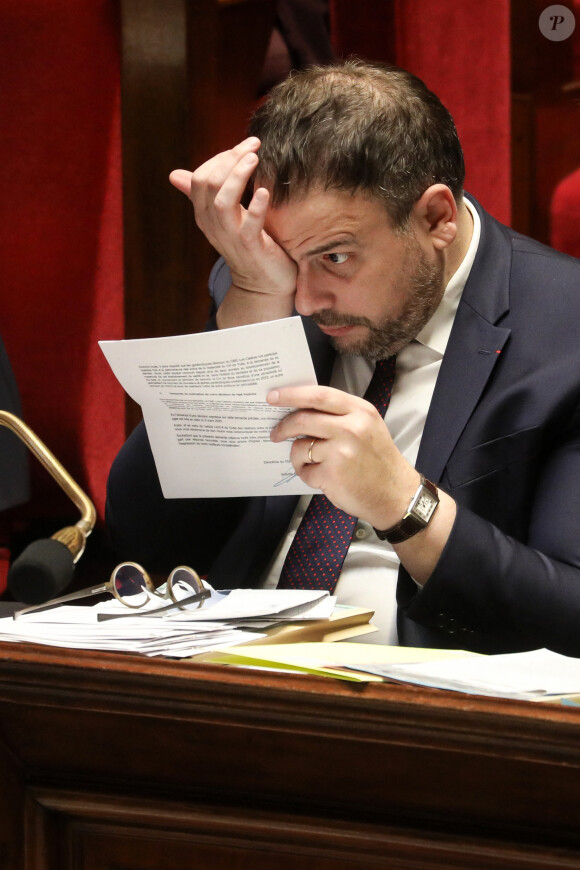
left=1, top=642, right=580, bottom=869
left=120, top=0, right=276, bottom=429
left=510, top=0, right=580, bottom=242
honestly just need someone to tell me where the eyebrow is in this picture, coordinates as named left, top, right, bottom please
left=305, top=237, right=358, bottom=258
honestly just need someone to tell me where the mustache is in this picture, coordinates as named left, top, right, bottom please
left=311, top=311, right=374, bottom=329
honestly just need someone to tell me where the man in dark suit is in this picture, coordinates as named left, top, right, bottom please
left=106, top=61, right=580, bottom=656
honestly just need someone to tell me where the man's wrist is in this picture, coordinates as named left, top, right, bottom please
left=229, top=282, right=295, bottom=300
left=216, top=284, right=295, bottom=329
left=374, top=475, right=440, bottom=544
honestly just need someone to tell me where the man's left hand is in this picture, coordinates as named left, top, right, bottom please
left=268, top=385, right=418, bottom=529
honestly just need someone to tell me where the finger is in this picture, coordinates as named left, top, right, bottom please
left=195, top=137, right=261, bottom=183
left=230, top=136, right=261, bottom=158
left=294, top=436, right=325, bottom=467
left=295, top=460, right=325, bottom=492
left=268, top=385, right=363, bottom=415
left=212, top=152, right=260, bottom=232
left=169, top=169, right=193, bottom=196
left=192, top=138, right=260, bottom=208
left=271, top=410, right=343, bottom=444
left=238, top=187, right=270, bottom=241
left=284, top=438, right=326, bottom=489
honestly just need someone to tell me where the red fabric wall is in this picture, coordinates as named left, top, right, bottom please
left=331, top=0, right=512, bottom=225
left=550, top=0, right=580, bottom=258
left=0, top=0, right=125, bottom=523
left=396, top=0, right=512, bottom=225
left=552, top=167, right=580, bottom=259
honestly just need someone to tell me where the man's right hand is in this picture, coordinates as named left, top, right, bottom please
left=170, top=137, right=297, bottom=304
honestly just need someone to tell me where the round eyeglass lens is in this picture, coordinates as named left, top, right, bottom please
left=168, top=567, right=202, bottom=603
left=113, top=564, right=151, bottom=608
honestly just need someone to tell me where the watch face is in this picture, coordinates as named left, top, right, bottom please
left=413, top=489, right=438, bottom=522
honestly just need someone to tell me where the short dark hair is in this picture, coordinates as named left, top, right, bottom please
left=249, top=59, right=465, bottom=230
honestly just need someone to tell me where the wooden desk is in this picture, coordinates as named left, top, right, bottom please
left=0, top=642, right=579, bottom=869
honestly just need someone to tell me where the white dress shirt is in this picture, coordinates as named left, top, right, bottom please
left=262, top=199, right=481, bottom=644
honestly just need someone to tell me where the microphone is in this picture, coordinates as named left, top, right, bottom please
left=0, top=411, right=96, bottom=604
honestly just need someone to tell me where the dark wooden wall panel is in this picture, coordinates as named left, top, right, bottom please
left=120, top=0, right=276, bottom=429
left=510, top=0, right=580, bottom=243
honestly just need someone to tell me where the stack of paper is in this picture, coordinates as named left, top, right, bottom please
left=353, top=647, right=580, bottom=700
left=206, top=643, right=580, bottom=698
left=0, top=589, right=340, bottom=658
left=204, top=642, right=474, bottom=682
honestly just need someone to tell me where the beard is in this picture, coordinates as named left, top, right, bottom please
left=311, top=237, right=445, bottom=360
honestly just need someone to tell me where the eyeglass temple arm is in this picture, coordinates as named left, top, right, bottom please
left=97, top=588, right=211, bottom=620
left=0, top=410, right=96, bottom=560
left=13, top=584, right=110, bottom=619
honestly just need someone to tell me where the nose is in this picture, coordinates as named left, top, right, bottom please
left=294, top=264, right=334, bottom=316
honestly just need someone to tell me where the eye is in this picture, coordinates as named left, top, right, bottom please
left=326, top=252, right=350, bottom=265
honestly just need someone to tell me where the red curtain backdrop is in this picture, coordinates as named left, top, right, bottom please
left=395, top=0, right=511, bottom=226
left=550, top=0, right=580, bottom=259
left=0, top=0, right=125, bottom=523
left=331, top=0, right=512, bottom=226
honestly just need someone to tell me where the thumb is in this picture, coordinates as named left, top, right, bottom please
left=169, top=169, right=193, bottom=196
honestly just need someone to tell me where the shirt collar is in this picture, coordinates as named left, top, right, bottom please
left=415, top=196, right=481, bottom=357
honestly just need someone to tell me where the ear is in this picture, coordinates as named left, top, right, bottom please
left=412, top=184, right=458, bottom=251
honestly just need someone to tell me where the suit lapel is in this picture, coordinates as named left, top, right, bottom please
left=416, top=307, right=510, bottom=481
left=416, top=199, right=513, bottom=482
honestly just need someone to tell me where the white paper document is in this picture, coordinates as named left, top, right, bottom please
left=0, top=589, right=334, bottom=659
left=358, top=648, right=580, bottom=700
left=99, top=317, right=319, bottom=497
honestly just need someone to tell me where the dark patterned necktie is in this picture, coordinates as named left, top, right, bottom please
left=278, top=356, right=396, bottom=592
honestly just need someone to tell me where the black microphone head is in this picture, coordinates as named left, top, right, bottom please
left=8, top=538, right=76, bottom=604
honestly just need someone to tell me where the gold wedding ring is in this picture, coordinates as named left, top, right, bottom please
left=308, top=438, right=317, bottom=464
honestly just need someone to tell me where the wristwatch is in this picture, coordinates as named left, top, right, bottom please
left=374, top=475, right=439, bottom=544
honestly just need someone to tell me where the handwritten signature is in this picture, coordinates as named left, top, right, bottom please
left=273, top=470, right=298, bottom=487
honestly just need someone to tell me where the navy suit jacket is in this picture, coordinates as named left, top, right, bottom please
left=106, top=198, right=580, bottom=655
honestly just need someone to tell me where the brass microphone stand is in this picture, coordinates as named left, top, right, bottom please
left=0, top=410, right=96, bottom=563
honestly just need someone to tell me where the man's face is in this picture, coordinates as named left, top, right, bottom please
left=264, top=187, right=446, bottom=359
